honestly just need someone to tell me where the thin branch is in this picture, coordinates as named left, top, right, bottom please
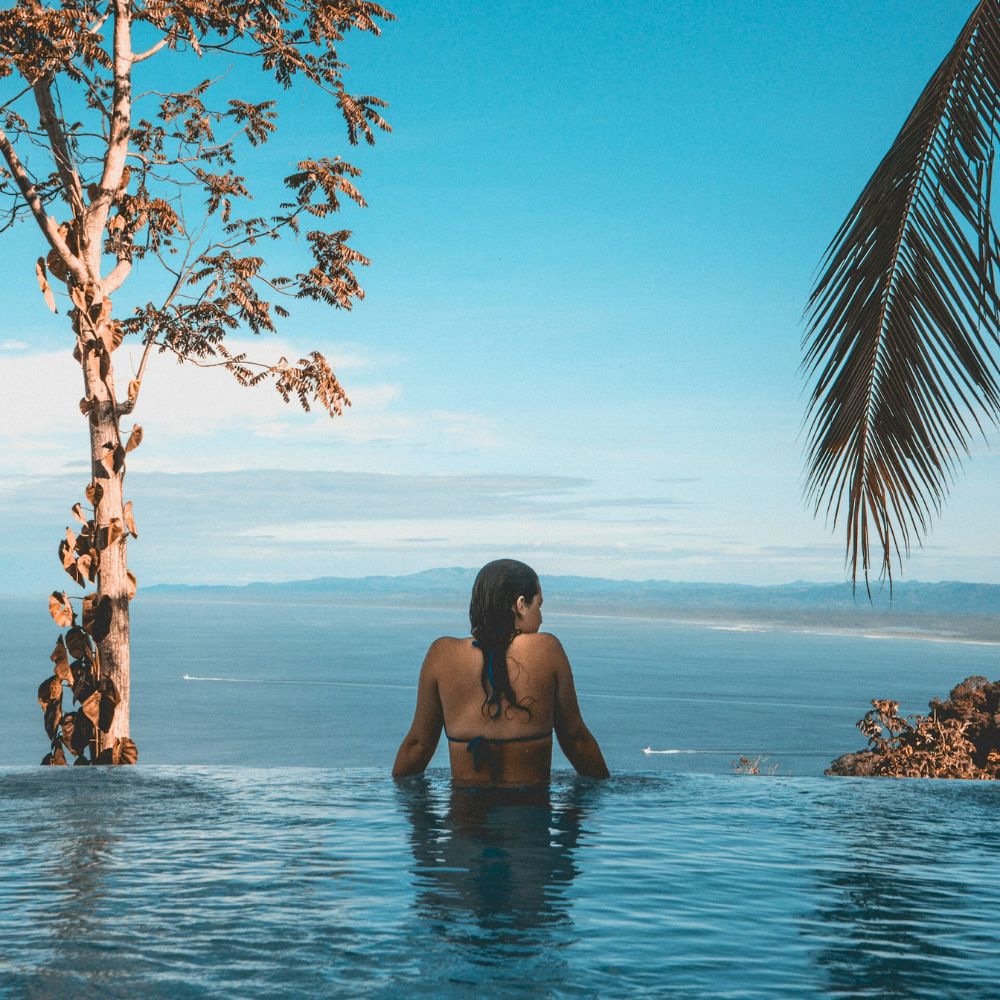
left=0, top=125, right=86, bottom=281
left=87, top=0, right=133, bottom=242
left=132, top=37, right=170, bottom=64
left=101, top=257, right=131, bottom=293
left=0, top=84, right=33, bottom=113
left=32, top=76, right=85, bottom=216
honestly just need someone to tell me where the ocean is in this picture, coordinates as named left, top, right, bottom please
left=3, top=595, right=996, bottom=772
left=3, top=596, right=1000, bottom=997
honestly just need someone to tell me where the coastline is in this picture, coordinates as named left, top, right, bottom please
left=136, top=589, right=1000, bottom=647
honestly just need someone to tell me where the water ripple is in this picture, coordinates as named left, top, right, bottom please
left=1, top=768, right=998, bottom=999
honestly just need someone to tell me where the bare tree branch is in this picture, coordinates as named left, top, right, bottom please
left=0, top=125, right=85, bottom=281
left=32, top=76, right=85, bottom=216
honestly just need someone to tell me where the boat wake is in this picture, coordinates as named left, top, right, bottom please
left=642, top=746, right=839, bottom=756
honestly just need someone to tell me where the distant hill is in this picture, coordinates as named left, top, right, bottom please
left=147, top=568, right=1000, bottom=619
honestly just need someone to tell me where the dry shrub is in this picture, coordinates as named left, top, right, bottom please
left=831, top=679, right=1000, bottom=779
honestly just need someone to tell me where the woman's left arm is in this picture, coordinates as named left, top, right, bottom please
left=392, top=641, right=445, bottom=777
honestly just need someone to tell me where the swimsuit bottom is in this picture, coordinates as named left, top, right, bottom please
left=445, top=731, right=552, bottom=775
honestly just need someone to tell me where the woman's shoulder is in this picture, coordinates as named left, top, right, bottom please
left=511, top=631, right=567, bottom=657
left=425, top=635, right=475, bottom=657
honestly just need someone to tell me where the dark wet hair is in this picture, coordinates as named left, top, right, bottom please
left=469, top=559, right=539, bottom=720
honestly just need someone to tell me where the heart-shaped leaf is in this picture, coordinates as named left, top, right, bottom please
left=38, top=675, right=62, bottom=709
left=65, top=626, right=91, bottom=660
left=82, top=594, right=112, bottom=642
left=97, top=677, right=119, bottom=733
left=41, top=746, right=67, bottom=766
left=79, top=689, right=100, bottom=726
left=85, top=482, right=103, bottom=507
left=44, top=700, right=62, bottom=741
left=48, top=592, right=74, bottom=627
left=62, top=711, right=94, bottom=756
left=123, top=501, right=138, bottom=538
left=125, top=426, right=143, bottom=453
left=58, top=539, right=75, bottom=570
left=114, top=737, right=138, bottom=765
left=50, top=634, right=68, bottom=667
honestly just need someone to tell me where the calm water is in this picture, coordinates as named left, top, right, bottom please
left=3, top=596, right=998, bottom=773
left=4, top=600, right=1000, bottom=997
left=1, top=767, right=998, bottom=998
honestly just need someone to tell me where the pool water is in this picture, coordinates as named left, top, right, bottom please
left=1, top=767, right=998, bottom=998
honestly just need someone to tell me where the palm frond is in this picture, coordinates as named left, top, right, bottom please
left=803, top=0, right=1000, bottom=590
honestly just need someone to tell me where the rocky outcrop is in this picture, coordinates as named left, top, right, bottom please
left=928, top=676, right=1000, bottom=767
left=825, top=751, right=878, bottom=777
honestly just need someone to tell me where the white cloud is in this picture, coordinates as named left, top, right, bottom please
left=0, top=340, right=500, bottom=475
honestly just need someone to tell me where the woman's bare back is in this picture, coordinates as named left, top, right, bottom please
left=393, top=630, right=609, bottom=788
left=434, top=633, right=558, bottom=787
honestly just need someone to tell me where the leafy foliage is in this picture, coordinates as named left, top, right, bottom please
left=829, top=678, right=1000, bottom=779
left=39, top=503, right=135, bottom=765
left=7, top=1, right=396, bottom=764
left=803, top=0, right=1000, bottom=587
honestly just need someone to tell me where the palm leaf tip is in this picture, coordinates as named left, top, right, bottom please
left=802, top=0, right=1000, bottom=589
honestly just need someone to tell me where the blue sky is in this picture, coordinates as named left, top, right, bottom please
left=2, top=0, right=998, bottom=590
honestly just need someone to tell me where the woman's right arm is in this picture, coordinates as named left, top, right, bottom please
left=549, top=636, right=610, bottom=780
left=392, top=640, right=445, bottom=778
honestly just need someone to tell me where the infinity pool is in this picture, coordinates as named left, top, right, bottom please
left=1, top=768, right=998, bottom=998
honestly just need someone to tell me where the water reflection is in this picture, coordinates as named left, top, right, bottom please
left=804, top=785, right=1000, bottom=998
left=397, top=777, right=595, bottom=971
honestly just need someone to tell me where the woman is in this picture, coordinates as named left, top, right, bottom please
left=392, top=559, right=609, bottom=787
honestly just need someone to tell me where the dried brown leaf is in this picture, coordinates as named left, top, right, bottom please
left=38, top=675, right=61, bottom=709
left=125, top=425, right=143, bottom=453
left=65, top=626, right=90, bottom=660
left=76, top=553, right=93, bottom=583
left=41, top=746, right=67, bottom=766
left=79, top=689, right=100, bottom=726
left=97, top=677, right=119, bottom=732
left=85, top=482, right=104, bottom=507
left=44, top=701, right=62, bottom=741
left=123, top=501, right=138, bottom=538
left=35, top=257, right=56, bottom=313
left=83, top=595, right=112, bottom=642
left=61, top=711, right=93, bottom=756
left=114, top=737, right=138, bottom=765
left=50, top=634, right=68, bottom=668
left=48, top=591, right=74, bottom=627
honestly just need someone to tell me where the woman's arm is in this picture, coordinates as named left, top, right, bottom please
left=550, top=636, right=610, bottom=779
left=392, top=640, right=445, bottom=778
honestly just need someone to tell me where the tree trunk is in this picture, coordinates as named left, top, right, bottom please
left=80, top=308, right=130, bottom=745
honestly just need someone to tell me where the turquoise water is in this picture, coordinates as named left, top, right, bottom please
left=5, top=597, right=998, bottom=773
left=1, top=767, right=999, bottom=998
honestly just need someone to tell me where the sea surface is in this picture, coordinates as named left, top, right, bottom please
left=4, top=597, right=1000, bottom=998
left=3, top=595, right=998, bottom=773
